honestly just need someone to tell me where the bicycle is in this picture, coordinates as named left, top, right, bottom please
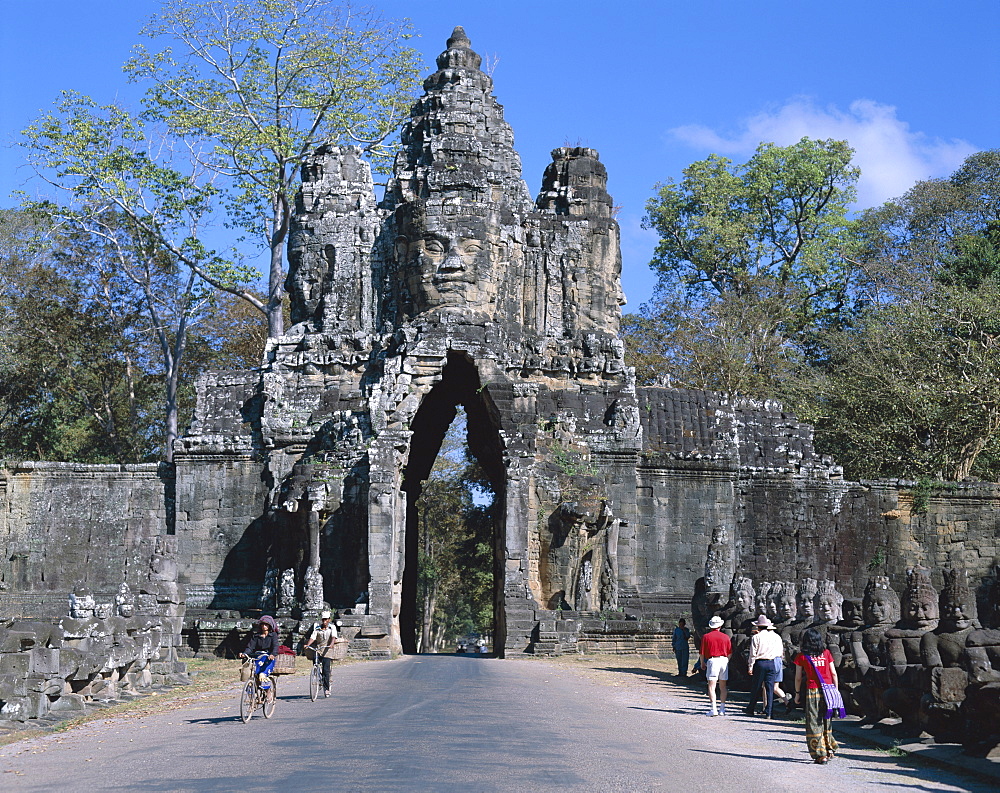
left=238, top=652, right=277, bottom=722
left=308, top=647, right=323, bottom=702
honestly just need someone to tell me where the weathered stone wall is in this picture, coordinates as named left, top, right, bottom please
left=0, top=461, right=172, bottom=619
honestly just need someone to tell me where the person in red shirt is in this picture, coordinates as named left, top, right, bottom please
left=699, top=615, right=732, bottom=716
left=794, top=627, right=840, bottom=763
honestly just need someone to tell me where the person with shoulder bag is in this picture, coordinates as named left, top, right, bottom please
left=793, top=627, right=845, bottom=764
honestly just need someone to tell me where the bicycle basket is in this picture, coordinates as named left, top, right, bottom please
left=273, top=653, right=297, bottom=675
left=239, top=659, right=252, bottom=682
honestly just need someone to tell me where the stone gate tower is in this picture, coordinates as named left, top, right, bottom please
left=174, top=28, right=864, bottom=657
left=176, top=27, right=635, bottom=655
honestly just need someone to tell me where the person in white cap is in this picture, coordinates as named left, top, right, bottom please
left=745, top=614, right=785, bottom=718
left=699, top=615, right=732, bottom=716
left=303, top=611, right=338, bottom=697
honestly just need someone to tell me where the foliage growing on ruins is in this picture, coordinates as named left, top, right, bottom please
left=124, top=0, right=421, bottom=337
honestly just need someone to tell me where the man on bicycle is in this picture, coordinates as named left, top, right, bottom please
left=303, top=610, right=338, bottom=697
left=241, top=615, right=279, bottom=690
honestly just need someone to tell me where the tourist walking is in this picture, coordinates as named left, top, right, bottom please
left=744, top=615, right=783, bottom=717
left=699, top=615, right=731, bottom=716
left=793, top=627, right=840, bottom=763
left=672, top=618, right=691, bottom=677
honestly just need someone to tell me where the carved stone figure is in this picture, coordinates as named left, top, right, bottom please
left=692, top=527, right=735, bottom=643
left=278, top=568, right=297, bottom=615
left=303, top=565, right=325, bottom=612
left=260, top=564, right=279, bottom=613
left=919, top=567, right=977, bottom=738
left=850, top=576, right=902, bottom=720
left=115, top=582, right=135, bottom=618
left=812, top=580, right=845, bottom=664
left=780, top=578, right=818, bottom=653
left=69, top=586, right=96, bottom=619
left=883, top=565, right=940, bottom=730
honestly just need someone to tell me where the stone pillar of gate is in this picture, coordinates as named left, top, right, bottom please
left=366, top=433, right=408, bottom=656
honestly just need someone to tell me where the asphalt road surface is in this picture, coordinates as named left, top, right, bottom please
left=0, top=655, right=992, bottom=792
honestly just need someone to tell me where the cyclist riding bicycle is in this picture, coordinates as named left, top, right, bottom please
left=241, top=615, right=279, bottom=690
left=303, top=610, right=338, bottom=697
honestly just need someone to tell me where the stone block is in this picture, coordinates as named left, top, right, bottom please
left=50, top=694, right=86, bottom=712
left=0, top=631, right=39, bottom=654
left=0, top=674, right=28, bottom=698
left=930, top=666, right=968, bottom=703
left=0, top=653, right=29, bottom=677
left=28, top=648, right=60, bottom=677
left=0, top=696, right=29, bottom=721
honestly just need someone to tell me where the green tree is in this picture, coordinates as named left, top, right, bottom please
left=414, top=411, right=495, bottom=651
left=0, top=209, right=160, bottom=462
left=820, top=280, right=1000, bottom=481
left=124, top=0, right=421, bottom=337
left=643, top=138, right=861, bottom=330
left=815, top=150, right=1000, bottom=481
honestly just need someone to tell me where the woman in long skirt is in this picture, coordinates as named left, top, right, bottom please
left=793, top=627, right=840, bottom=763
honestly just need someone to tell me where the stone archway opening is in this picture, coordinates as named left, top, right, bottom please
left=399, top=353, right=506, bottom=655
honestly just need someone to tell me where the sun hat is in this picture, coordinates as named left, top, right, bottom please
left=754, top=615, right=773, bottom=629
left=320, top=610, right=332, bottom=619
left=708, top=615, right=724, bottom=629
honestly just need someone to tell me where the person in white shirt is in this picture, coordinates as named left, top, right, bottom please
left=303, top=611, right=338, bottom=697
left=744, top=615, right=785, bottom=718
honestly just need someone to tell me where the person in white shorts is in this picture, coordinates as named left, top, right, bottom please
left=699, top=615, right=732, bottom=716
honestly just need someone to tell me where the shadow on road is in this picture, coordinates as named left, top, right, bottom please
left=689, top=748, right=809, bottom=765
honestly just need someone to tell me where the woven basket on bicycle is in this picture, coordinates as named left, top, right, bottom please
left=272, top=653, right=297, bottom=675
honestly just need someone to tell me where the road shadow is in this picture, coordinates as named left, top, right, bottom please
left=688, top=748, right=808, bottom=765
left=185, top=715, right=244, bottom=725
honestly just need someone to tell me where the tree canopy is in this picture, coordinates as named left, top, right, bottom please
left=124, top=0, right=421, bottom=336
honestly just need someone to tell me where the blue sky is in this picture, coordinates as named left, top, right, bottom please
left=2, top=0, right=997, bottom=309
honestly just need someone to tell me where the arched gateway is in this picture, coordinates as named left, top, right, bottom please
left=174, top=29, right=857, bottom=657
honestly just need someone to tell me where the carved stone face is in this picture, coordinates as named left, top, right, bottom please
left=904, top=592, right=939, bottom=629
left=397, top=215, right=498, bottom=314
left=776, top=593, right=797, bottom=621
left=797, top=594, right=815, bottom=620
left=841, top=598, right=863, bottom=628
left=816, top=595, right=838, bottom=622
left=735, top=588, right=754, bottom=612
left=866, top=591, right=896, bottom=625
left=940, top=594, right=975, bottom=631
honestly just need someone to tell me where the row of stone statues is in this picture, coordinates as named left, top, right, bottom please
left=692, top=560, right=1000, bottom=756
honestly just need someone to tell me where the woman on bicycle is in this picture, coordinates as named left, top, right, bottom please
left=241, top=615, right=279, bottom=689
left=303, top=610, right=338, bottom=697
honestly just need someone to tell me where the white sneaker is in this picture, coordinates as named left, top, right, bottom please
left=718, top=705, right=727, bottom=716
left=708, top=708, right=718, bottom=717
left=324, top=690, right=331, bottom=698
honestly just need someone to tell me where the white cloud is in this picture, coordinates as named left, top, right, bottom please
left=670, top=98, right=977, bottom=208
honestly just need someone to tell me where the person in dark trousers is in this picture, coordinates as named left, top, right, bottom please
left=241, top=615, right=279, bottom=690
left=672, top=618, right=692, bottom=677
left=745, top=615, right=784, bottom=717
left=303, top=610, right=339, bottom=697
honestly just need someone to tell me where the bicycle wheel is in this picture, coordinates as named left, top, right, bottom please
left=262, top=678, right=277, bottom=718
left=239, top=681, right=255, bottom=723
left=309, top=663, right=321, bottom=702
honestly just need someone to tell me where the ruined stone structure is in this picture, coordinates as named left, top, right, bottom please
left=157, top=29, right=1000, bottom=657
left=3, top=29, right=1000, bottom=672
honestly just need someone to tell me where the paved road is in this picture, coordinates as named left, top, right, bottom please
left=0, top=655, right=991, bottom=792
